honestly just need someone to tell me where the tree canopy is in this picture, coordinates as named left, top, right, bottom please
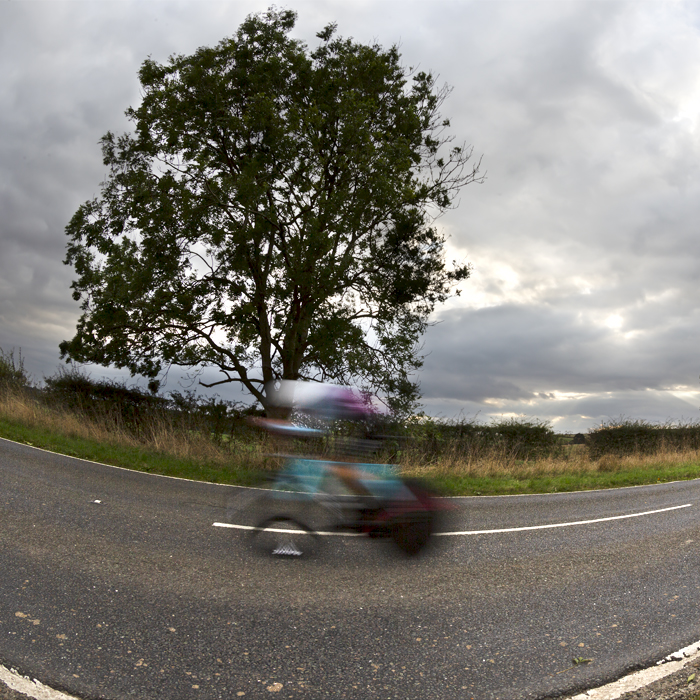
left=61, top=8, right=482, bottom=416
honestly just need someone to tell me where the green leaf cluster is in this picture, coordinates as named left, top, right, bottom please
left=62, top=8, right=482, bottom=415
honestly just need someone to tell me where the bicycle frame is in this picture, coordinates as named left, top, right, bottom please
left=251, top=455, right=443, bottom=556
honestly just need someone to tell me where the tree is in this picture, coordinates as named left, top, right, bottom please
left=61, top=8, right=482, bottom=417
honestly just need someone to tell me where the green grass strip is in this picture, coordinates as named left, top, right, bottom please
left=2, top=417, right=700, bottom=496
left=0, top=417, right=267, bottom=487
left=433, top=465, right=700, bottom=496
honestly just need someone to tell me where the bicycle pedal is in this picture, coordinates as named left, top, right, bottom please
left=272, top=542, right=303, bottom=556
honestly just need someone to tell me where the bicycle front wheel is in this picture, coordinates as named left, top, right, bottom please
left=252, top=514, right=320, bottom=557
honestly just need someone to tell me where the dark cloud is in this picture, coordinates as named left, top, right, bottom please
left=420, top=300, right=700, bottom=427
left=423, top=302, right=700, bottom=395
left=1, top=1, right=699, bottom=430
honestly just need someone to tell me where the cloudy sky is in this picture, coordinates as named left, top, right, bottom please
left=2, top=0, right=700, bottom=432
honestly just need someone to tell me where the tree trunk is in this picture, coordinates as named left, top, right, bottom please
left=264, top=403, right=293, bottom=420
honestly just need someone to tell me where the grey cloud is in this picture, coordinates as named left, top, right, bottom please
left=421, top=301, right=700, bottom=402
left=419, top=385, right=700, bottom=433
left=1, top=0, right=699, bottom=433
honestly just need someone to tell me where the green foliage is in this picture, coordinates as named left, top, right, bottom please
left=61, top=7, right=482, bottom=417
left=5, top=369, right=700, bottom=494
left=43, top=367, right=164, bottom=426
left=0, top=347, right=29, bottom=389
left=587, top=418, right=700, bottom=458
left=400, top=416, right=559, bottom=461
left=0, top=415, right=267, bottom=486
left=488, top=418, right=559, bottom=458
left=8, top=405, right=700, bottom=495
left=167, top=389, right=261, bottom=445
left=42, top=367, right=261, bottom=444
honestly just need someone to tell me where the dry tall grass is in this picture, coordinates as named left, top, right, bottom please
left=0, top=387, right=270, bottom=471
left=399, top=440, right=700, bottom=480
left=1, top=387, right=118, bottom=442
left=3, top=386, right=700, bottom=480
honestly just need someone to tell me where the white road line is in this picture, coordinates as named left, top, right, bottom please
left=566, top=640, right=700, bottom=700
left=212, top=522, right=364, bottom=536
left=434, top=503, right=693, bottom=536
left=0, top=664, right=80, bottom=700
left=213, top=503, right=692, bottom=537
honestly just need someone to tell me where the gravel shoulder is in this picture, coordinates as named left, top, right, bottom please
left=0, top=685, right=28, bottom=700
left=615, top=658, right=700, bottom=700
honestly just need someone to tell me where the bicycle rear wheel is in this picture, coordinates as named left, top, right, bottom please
left=390, top=510, right=434, bottom=556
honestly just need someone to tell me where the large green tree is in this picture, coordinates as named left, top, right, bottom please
left=62, top=8, right=482, bottom=416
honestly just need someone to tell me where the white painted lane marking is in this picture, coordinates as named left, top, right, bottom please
left=214, top=503, right=692, bottom=537
left=566, top=640, right=700, bottom=700
left=0, top=664, right=80, bottom=700
left=434, top=503, right=692, bottom=536
left=213, top=522, right=364, bottom=536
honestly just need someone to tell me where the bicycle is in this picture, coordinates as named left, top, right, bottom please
left=240, top=455, right=446, bottom=557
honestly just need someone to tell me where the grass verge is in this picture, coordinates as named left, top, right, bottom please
left=0, top=416, right=268, bottom=487
left=2, top=412, right=700, bottom=496
left=433, top=464, right=700, bottom=496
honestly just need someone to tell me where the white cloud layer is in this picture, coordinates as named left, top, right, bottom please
left=1, top=0, right=700, bottom=431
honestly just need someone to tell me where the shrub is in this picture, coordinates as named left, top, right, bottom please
left=488, top=418, right=559, bottom=459
left=167, top=390, right=260, bottom=445
left=43, top=367, right=164, bottom=427
left=0, top=347, right=30, bottom=390
left=587, top=418, right=700, bottom=458
left=397, top=415, right=559, bottom=462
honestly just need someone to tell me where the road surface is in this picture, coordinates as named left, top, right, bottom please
left=1, top=438, right=699, bottom=699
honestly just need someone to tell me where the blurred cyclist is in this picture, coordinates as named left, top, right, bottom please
left=252, top=381, right=382, bottom=498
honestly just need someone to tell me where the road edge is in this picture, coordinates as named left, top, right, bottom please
left=565, top=641, right=700, bottom=699
left=0, top=665, right=79, bottom=700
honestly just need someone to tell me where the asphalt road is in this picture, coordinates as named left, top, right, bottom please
left=1, top=437, right=700, bottom=700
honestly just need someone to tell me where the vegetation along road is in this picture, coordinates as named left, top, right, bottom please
left=2, top=437, right=700, bottom=699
